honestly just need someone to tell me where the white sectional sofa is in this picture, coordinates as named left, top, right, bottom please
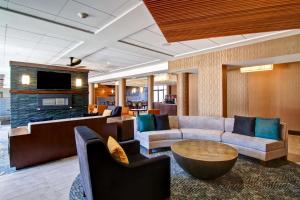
left=134, top=116, right=288, bottom=161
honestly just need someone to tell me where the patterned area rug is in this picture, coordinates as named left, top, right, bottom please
left=69, top=151, right=300, bottom=200
left=0, top=125, right=16, bottom=176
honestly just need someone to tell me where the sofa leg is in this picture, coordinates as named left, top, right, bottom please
left=147, top=149, right=152, bottom=154
left=260, top=160, right=269, bottom=167
left=281, top=156, right=288, bottom=161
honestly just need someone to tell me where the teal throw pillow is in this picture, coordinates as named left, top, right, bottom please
left=255, top=118, right=280, bottom=140
left=137, top=114, right=155, bottom=132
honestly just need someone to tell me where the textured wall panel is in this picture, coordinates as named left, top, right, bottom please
left=227, top=69, right=248, bottom=117
left=169, top=34, right=300, bottom=116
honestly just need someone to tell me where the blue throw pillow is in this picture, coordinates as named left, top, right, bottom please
left=137, top=114, right=155, bottom=132
left=255, top=118, right=280, bottom=140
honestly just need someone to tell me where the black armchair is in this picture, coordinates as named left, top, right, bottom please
left=74, top=126, right=170, bottom=200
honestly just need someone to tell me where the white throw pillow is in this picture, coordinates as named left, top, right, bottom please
left=102, top=109, right=112, bottom=117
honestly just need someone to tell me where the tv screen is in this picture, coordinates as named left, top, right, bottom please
left=37, top=71, right=71, bottom=90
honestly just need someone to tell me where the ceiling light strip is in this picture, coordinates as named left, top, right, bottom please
left=174, top=30, right=295, bottom=58
left=48, top=41, right=84, bottom=64
left=94, top=1, right=144, bottom=34
left=240, top=64, right=273, bottom=73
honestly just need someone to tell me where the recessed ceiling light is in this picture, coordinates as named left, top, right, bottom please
left=77, top=12, right=89, bottom=19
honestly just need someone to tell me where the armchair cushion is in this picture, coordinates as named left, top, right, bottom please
left=107, top=136, right=129, bottom=164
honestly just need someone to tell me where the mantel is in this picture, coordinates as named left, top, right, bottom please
left=10, top=89, right=88, bottom=94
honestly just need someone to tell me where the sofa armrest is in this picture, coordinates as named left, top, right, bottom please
left=280, top=122, right=288, bottom=151
left=120, top=140, right=140, bottom=155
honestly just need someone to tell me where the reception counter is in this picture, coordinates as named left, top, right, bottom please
left=153, top=102, right=177, bottom=116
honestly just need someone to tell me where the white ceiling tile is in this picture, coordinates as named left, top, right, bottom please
left=34, top=43, right=66, bottom=53
left=57, top=1, right=113, bottom=28
left=54, top=17, right=98, bottom=32
left=111, top=0, right=141, bottom=16
left=39, top=36, right=72, bottom=47
left=146, top=24, right=163, bottom=36
left=0, top=0, right=8, bottom=8
left=210, top=35, right=245, bottom=45
left=9, top=0, right=68, bottom=15
left=8, top=2, right=56, bottom=20
left=5, top=45, right=32, bottom=57
left=181, top=39, right=217, bottom=50
left=73, top=0, right=129, bottom=15
left=6, top=27, right=44, bottom=42
left=127, top=29, right=194, bottom=54
left=6, top=37, right=37, bottom=48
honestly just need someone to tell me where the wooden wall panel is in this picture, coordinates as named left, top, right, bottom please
left=177, top=73, right=189, bottom=116
left=227, top=63, right=300, bottom=131
left=189, top=74, right=198, bottom=116
left=169, top=34, right=300, bottom=116
left=144, top=0, right=300, bottom=42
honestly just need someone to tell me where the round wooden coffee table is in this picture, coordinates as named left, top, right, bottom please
left=171, top=140, right=238, bottom=179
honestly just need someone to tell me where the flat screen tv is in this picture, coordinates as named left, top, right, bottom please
left=37, top=71, right=71, bottom=90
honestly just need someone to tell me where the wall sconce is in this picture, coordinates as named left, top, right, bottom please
left=94, top=83, right=99, bottom=88
left=21, top=74, right=30, bottom=85
left=139, top=87, right=144, bottom=93
left=240, top=64, right=273, bottom=73
left=111, top=89, right=114, bottom=94
left=75, top=78, right=82, bottom=87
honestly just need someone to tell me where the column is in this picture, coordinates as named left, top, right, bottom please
left=177, top=73, right=189, bottom=116
left=147, top=75, right=154, bottom=109
left=88, top=83, right=94, bottom=105
left=118, top=78, right=126, bottom=107
left=114, top=83, right=119, bottom=106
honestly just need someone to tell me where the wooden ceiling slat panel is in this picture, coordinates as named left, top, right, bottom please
left=144, top=0, right=300, bottom=42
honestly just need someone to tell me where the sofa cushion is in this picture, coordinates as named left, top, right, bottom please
left=255, top=118, right=280, bottom=140
left=137, top=114, right=155, bottom=132
left=233, top=115, right=256, bottom=136
left=136, top=129, right=182, bottom=142
left=222, top=132, right=284, bottom=152
left=181, top=128, right=223, bottom=142
left=154, top=114, right=170, bottom=130
left=178, top=116, right=224, bottom=131
left=225, top=118, right=234, bottom=132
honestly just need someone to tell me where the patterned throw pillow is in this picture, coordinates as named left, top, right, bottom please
left=107, top=136, right=129, bottom=164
